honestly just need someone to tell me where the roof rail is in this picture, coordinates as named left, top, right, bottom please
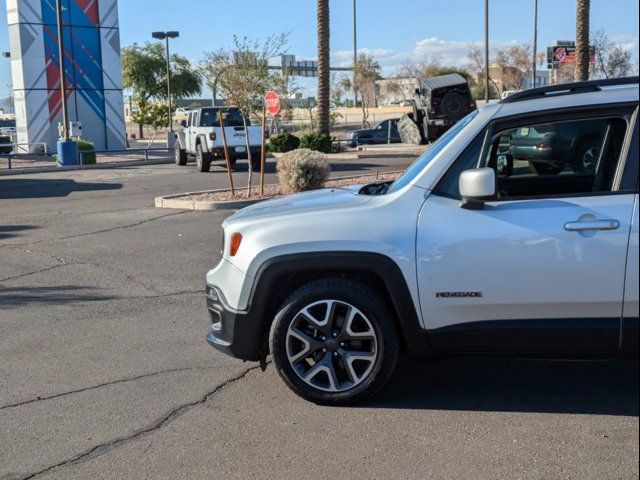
left=500, top=76, right=639, bottom=104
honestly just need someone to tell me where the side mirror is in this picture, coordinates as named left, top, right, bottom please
left=459, top=167, right=497, bottom=210
left=180, top=120, right=187, bottom=128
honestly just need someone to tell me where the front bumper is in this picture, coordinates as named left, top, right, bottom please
left=204, top=285, right=263, bottom=362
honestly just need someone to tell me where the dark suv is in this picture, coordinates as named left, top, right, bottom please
left=347, top=118, right=401, bottom=147
left=413, top=74, right=476, bottom=142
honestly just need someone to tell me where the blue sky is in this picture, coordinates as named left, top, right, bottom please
left=1, top=0, right=639, bottom=99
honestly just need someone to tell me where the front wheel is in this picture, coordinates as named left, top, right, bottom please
left=270, top=279, right=399, bottom=405
left=196, top=144, right=211, bottom=172
left=174, top=142, right=187, bottom=166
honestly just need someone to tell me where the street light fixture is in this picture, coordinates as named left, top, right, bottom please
left=151, top=31, right=179, bottom=133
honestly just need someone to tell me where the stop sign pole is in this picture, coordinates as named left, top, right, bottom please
left=261, top=91, right=281, bottom=195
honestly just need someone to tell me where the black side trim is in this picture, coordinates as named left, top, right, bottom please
left=428, top=318, right=623, bottom=354
left=621, top=317, right=640, bottom=351
left=248, top=252, right=432, bottom=355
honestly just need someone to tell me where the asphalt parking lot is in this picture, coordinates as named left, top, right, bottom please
left=1, top=157, right=638, bottom=480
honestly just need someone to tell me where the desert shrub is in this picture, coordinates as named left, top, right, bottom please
left=277, top=148, right=330, bottom=194
left=268, top=132, right=300, bottom=153
left=299, top=133, right=332, bottom=153
left=75, top=138, right=96, bottom=164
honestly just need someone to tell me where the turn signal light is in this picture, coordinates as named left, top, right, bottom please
left=229, top=232, right=243, bottom=257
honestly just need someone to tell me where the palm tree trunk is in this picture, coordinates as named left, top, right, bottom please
left=316, top=0, right=331, bottom=136
left=575, top=0, right=590, bottom=82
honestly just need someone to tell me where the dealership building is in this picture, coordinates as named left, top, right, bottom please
left=6, top=0, right=126, bottom=152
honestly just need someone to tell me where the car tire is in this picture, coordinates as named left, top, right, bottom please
left=196, top=143, right=211, bottom=172
left=250, top=155, right=263, bottom=172
left=440, top=91, right=466, bottom=120
left=270, top=278, right=399, bottom=405
left=571, top=138, right=600, bottom=173
left=529, top=161, right=564, bottom=175
left=174, top=143, right=187, bottom=166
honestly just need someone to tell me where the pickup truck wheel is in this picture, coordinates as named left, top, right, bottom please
left=250, top=156, right=263, bottom=172
left=270, top=278, right=399, bottom=405
left=196, top=144, right=211, bottom=172
left=174, top=143, right=187, bottom=166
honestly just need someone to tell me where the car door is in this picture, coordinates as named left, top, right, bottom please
left=621, top=111, right=639, bottom=351
left=416, top=105, right=637, bottom=353
left=373, top=121, right=389, bottom=143
left=185, top=112, right=195, bottom=152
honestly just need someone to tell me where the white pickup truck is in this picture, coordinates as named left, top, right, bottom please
left=174, top=107, right=263, bottom=172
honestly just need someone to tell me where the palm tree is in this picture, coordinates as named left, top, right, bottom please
left=575, top=0, right=590, bottom=81
left=316, top=0, right=330, bottom=136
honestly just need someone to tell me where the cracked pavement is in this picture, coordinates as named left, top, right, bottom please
left=1, top=160, right=638, bottom=480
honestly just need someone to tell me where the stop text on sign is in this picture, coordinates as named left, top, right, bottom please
left=264, top=91, right=281, bottom=115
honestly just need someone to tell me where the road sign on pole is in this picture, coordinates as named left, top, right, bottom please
left=264, top=91, right=281, bottom=116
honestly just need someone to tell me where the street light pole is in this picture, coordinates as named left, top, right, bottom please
left=56, top=0, right=70, bottom=141
left=353, top=0, right=358, bottom=106
left=152, top=31, right=179, bottom=133
left=165, top=36, right=173, bottom=132
left=532, top=0, right=538, bottom=89
left=484, top=0, right=490, bottom=102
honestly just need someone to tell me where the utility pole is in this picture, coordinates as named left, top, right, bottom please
left=56, top=0, right=69, bottom=141
left=484, top=0, right=490, bottom=102
left=54, top=0, right=78, bottom=165
left=353, top=0, right=358, bottom=107
left=532, top=0, right=538, bottom=88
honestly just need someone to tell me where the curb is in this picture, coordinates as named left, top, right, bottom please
left=0, top=158, right=172, bottom=176
left=155, top=170, right=405, bottom=212
left=155, top=186, right=276, bottom=211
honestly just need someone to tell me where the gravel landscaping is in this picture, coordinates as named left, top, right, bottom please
left=174, top=171, right=402, bottom=202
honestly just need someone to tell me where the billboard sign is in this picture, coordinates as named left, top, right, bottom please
left=547, top=44, right=596, bottom=69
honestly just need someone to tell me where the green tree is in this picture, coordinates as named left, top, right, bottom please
left=130, top=103, right=169, bottom=146
left=316, top=0, right=331, bottom=136
left=353, top=52, right=381, bottom=128
left=122, top=42, right=201, bottom=138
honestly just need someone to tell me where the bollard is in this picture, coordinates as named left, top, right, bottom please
left=7, top=155, right=12, bottom=169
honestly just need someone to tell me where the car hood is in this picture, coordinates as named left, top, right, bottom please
left=350, top=128, right=375, bottom=137
left=223, top=186, right=371, bottom=225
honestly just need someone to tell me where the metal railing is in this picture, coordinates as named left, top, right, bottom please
left=1, top=147, right=171, bottom=171
left=77, top=147, right=171, bottom=165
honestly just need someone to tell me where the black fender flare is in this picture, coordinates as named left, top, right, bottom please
left=196, top=134, right=211, bottom=153
left=248, top=251, right=433, bottom=355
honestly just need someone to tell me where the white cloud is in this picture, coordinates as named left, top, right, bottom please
left=331, top=35, right=640, bottom=75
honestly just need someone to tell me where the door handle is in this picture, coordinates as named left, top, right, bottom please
left=564, top=219, right=620, bottom=231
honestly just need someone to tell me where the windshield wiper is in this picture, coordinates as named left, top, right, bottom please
left=358, top=181, right=392, bottom=196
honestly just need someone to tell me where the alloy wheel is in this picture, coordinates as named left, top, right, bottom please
left=285, top=299, right=378, bottom=392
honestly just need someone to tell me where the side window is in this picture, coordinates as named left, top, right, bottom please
left=484, top=116, right=628, bottom=199
left=187, top=112, right=193, bottom=127
left=436, top=131, right=486, bottom=197
left=620, top=116, right=638, bottom=191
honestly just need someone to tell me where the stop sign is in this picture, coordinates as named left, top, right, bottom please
left=264, top=91, right=281, bottom=115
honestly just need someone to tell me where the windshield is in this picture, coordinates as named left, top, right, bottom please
left=386, top=110, right=479, bottom=194
left=199, top=108, right=247, bottom=127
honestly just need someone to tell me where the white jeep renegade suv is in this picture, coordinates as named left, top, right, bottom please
left=205, top=78, right=639, bottom=404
